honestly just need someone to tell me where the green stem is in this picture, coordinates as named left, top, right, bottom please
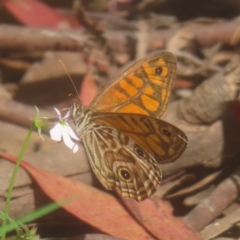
left=1, top=123, right=35, bottom=240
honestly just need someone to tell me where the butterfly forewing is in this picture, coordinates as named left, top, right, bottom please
left=90, top=51, right=176, bottom=118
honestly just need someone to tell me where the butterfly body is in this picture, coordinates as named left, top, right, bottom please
left=70, top=51, right=188, bottom=201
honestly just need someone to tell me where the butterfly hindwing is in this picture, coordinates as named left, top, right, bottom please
left=91, top=112, right=188, bottom=164
left=82, top=124, right=162, bottom=201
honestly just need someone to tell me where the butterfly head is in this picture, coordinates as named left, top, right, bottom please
left=70, top=102, right=93, bottom=135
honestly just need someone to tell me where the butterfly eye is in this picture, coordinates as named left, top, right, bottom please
left=161, top=128, right=172, bottom=137
left=118, top=167, right=133, bottom=182
left=155, top=66, right=162, bottom=75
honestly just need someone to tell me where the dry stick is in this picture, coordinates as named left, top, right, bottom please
left=168, top=20, right=240, bottom=53
left=135, top=20, right=149, bottom=60
left=184, top=166, right=240, bottom=232
left=166, top=170, right=223, bottom=200
left=193, top=21, right=240, bottom=48
left=0, top=25, right=92, bottom=52
left=200, top=206, right=240, bottom=240
left=0, top=24, right=130, bottom=53
left=0, top=97, right=49, bottom=129
left=2, top=21, right=240, bottom=54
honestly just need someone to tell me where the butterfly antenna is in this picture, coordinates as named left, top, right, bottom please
left=59, top=60, right=79, bottom=96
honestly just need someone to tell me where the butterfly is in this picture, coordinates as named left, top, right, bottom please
left=70, top=51, right=188, bottom=201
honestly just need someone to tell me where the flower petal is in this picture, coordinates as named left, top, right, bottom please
left=72, top=144, right=79, bottom=153
left=54, top=108, right=62, bottom=118
left=50, top=123, right=63, bottom=141
left=50, top=107, right=79, bottom=153
left=63, top=109, right=70, bottom=120
left=67, top=126, right=80, bottom=141
left=62, top=126, right=76, bottom=150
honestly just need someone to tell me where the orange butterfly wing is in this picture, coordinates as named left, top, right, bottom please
left=90, top=51, right=176, bottom=118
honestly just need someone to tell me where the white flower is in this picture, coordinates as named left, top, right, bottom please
left=50, top=108, right=80, bottom=153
